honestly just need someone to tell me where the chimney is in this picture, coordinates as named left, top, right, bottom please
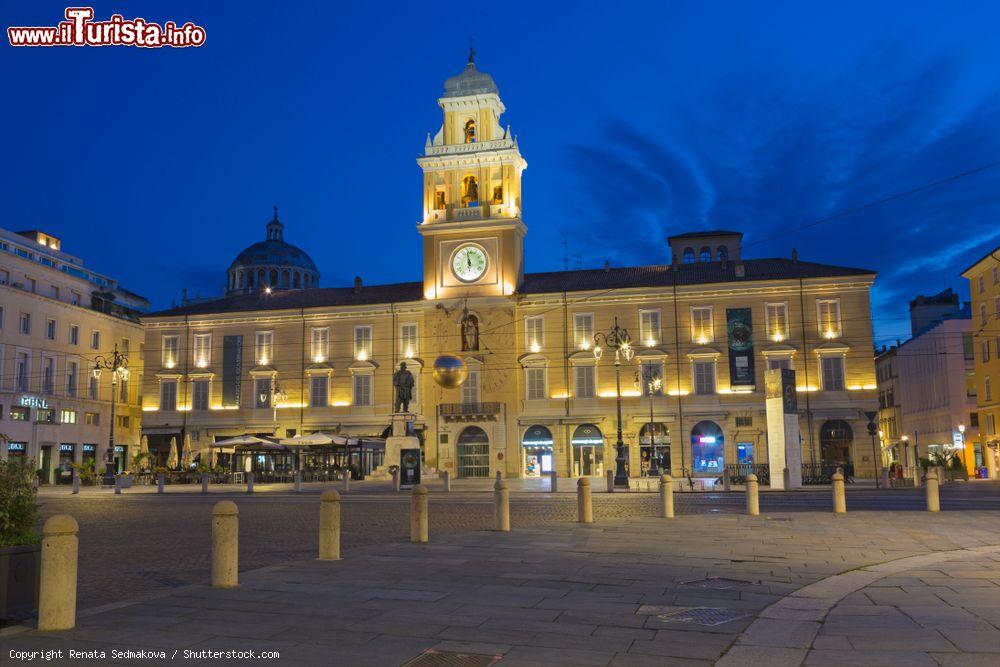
left=354, top=276, right=362, bottom=293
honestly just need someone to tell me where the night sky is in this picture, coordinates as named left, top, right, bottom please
left=5, top=1, right=1000, bottom=344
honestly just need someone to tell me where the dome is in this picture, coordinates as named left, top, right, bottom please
left=442, top=61, right=498, bottom=98
left=229, top=240, right=318, bottom=273
left=225, top=207, right=320, bottom=294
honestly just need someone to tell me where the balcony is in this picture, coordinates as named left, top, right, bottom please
left=439, top=402, right=503, bottom=422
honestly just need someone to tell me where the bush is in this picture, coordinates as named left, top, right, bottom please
left=0, top=458, right=40, bottom=547
left=71, top=459, right=97, bottom=485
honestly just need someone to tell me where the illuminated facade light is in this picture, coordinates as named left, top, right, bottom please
left=529, top=342, right=540, bottom=353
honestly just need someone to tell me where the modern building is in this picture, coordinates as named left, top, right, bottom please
left=962, top=250, right=1000, bottom=477
left=0, top=227, right=148, bottom=481
left=140, top=57, right=880, bottom=481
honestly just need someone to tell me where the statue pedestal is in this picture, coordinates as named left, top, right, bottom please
left=386, top=413, right=419, bottom=478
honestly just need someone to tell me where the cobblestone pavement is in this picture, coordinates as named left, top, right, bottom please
left=29, top=481, right=1000, bottom=612
left=4, top=510, right=1000, bottom=666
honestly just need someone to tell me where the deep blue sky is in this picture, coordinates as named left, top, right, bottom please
left=5, top=1, right=1000, bottom=344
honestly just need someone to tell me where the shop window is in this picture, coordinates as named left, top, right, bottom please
left=691, top=421, right=724, bottom=473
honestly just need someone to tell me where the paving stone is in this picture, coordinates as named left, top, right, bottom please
left=805, top=648, right=939, bottom=666
left=937, top=628, right=1000, bottom=653
left=715, top=645, right=808, bottom=666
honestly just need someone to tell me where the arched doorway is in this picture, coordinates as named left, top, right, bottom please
left=456, top=426, right=490, bottom=478
left=691, top=421, right=724, bottom=474
left=820, top=420, right=853, bottom=465
left=572, top=424, right=604, bottom=477
left=639, top=423, right=670, bottom=476
left=521, top=425, right=554, bottom=477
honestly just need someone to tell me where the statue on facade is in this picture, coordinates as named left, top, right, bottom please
left=461, top=309, right=479, bottom=351
left=392, top=362, right=415, bottom=413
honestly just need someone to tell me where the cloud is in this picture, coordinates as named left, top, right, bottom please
left=564, top=48, right=1000, bottom=340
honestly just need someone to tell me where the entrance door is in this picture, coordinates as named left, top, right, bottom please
left=820, top=420, right=853, bottom=466
left=40, top=446, right=53, bottom=485
left=571, top=424, right=605, bottom=476
left=457, top=426, right=490, bottom=478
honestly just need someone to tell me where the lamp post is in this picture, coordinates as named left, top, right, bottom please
left=594, top=317, right=635, bottom=487
left=645, top=375, right=663, bottom=477
left=92, top=345, right=129, bottom=480
left=864, top=411, right=880, bottom=489
left=259, top=379, right=286, bottom=428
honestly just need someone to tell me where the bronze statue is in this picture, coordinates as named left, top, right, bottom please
left=392, top=362, right=415, bottom=413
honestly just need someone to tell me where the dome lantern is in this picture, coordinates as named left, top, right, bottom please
left=225, top=208, right=319, bottom=295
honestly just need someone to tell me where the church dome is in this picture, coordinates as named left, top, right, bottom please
left=226, top=208, right=320, bottom=294
left=442, top=58, right=498, bottom=98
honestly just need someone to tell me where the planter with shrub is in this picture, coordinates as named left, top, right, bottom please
left=0, top=457, right=41, bottom=624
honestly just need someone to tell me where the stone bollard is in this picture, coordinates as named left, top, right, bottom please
left=746, top=474, right=760, bottom=516
left=550, top=470, right=558, bottom=493
left=496, top=470, right=503, bottom=483
left=114, top=476, right=122, bottom=495
left=494, top=479, right=510, bottom=532
left=606, top=469, right=615, bottom=493
left=442, top=470, right=451, bottom=492
left=246, top=471, right=255, bottom=495
left=201, top=473, right=210, bottom=494
left=783, top=467, right=791, bottom=489
left=72, top=471, right=80, bottom=495
left=723, top=468, right=731, bottom=492
left=319, top=490, right=341, bottom=560
left=577, top=477, right=593, bottom=524
left=880, top=467, right=890, bottom=489
left=985, top=446, right=997, bottom=480
left=832, top=472, right=846, bottom=514
left=157, top=473, right=165, bottom=494
left=392, top=469, right=401, bottom=492
left=342, top=469, right=351, bottom=492
left=660, top=474, right=674, bottom=518
left=212, top=501, right=239, bottom=588
left=925, top=469, right=940, bottom=512
left=294, top=470, right=302, bottom=493
left=38, top=514, right=79, bottom=631
left=410, top=485, right=428, bottom=543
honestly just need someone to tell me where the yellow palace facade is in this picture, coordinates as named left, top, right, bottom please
left=140, top=57, right=879, bottom=481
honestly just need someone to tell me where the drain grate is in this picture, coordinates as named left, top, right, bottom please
left=402, top=650, right=501, bottom=667
left=657, top=606, right=750, bottom=627
left=681, top=576, right=754, bottom=589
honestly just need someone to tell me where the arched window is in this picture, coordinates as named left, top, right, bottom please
left=269, top=269, right=278, bottom=286
left=690, top=420, right=724, bottom=473
left=699, top=247, right=712, bottom=262
left=293, top=272, right=301, bottom=289
left=464, top=119, right=476, bottom=143
left=461, top=175, right=479, bottom=207
left=717, top=246, right=728, bottom=262
left=257, top=269, right=265, bottom=286
left=683, top=248, right=695, bottom=264
left=239, top=271, right=245, bottom=288
left=281, top=270, right=290, bottom=288
left=521, top=425, right=554, bottom=477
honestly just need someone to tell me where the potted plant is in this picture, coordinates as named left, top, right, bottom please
left=0, top=451, right=42, bottom=624
left=71, top=459, right=97, bottom=486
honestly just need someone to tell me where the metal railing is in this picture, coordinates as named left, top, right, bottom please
left=722, top=463, right=771, bottom=486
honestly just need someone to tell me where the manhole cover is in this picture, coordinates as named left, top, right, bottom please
left=681, top=576, right=754, bottom=589
left=657, top=607, right=749, bottom=627
left=402, top=650, right=501, bottom=667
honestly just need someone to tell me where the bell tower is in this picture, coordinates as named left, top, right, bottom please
left=418, top=52, right=527, bottom=300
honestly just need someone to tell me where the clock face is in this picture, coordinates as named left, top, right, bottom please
left=451, top=245, right=488, bottom=283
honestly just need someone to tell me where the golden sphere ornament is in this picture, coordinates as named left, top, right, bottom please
left=432, top=354, right=468, bottom=389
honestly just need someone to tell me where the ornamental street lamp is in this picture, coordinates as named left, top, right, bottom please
left=92, top=345, right=129, bottom=479
left=864, top=411, right=880, bottom=489
left=594, top=317, right=635, bottom=487
left=645, top=374, right=663, bottom=477
left=259, top=380, right=287, bottom=426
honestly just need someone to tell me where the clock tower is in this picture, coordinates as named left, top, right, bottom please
left=417, top=53, right=527, bottom=300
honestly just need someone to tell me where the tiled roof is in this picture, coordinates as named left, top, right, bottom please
left=146, top=258, right=875, bottom=318
left=667, top=230, right=743, bottom=240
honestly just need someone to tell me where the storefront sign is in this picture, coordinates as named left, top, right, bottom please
left=60, top=444, right=75, bottom=452
left=82, top=444, right=96, bottom=452
left=8, top=442, right=26, bottom=451
left=114, top=445, right=125, bottom=453
left=400, top=448, right=421, bottom=486
left=726, top=308, right=755, bottom=387
left=953, top=431, right=964, bottom=449
left=19, top=395, right=49, bottom=408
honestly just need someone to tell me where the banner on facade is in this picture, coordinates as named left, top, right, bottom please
left=726, top=308, right=755, bottom=387
left=222, top=335, right=243, bottom=408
